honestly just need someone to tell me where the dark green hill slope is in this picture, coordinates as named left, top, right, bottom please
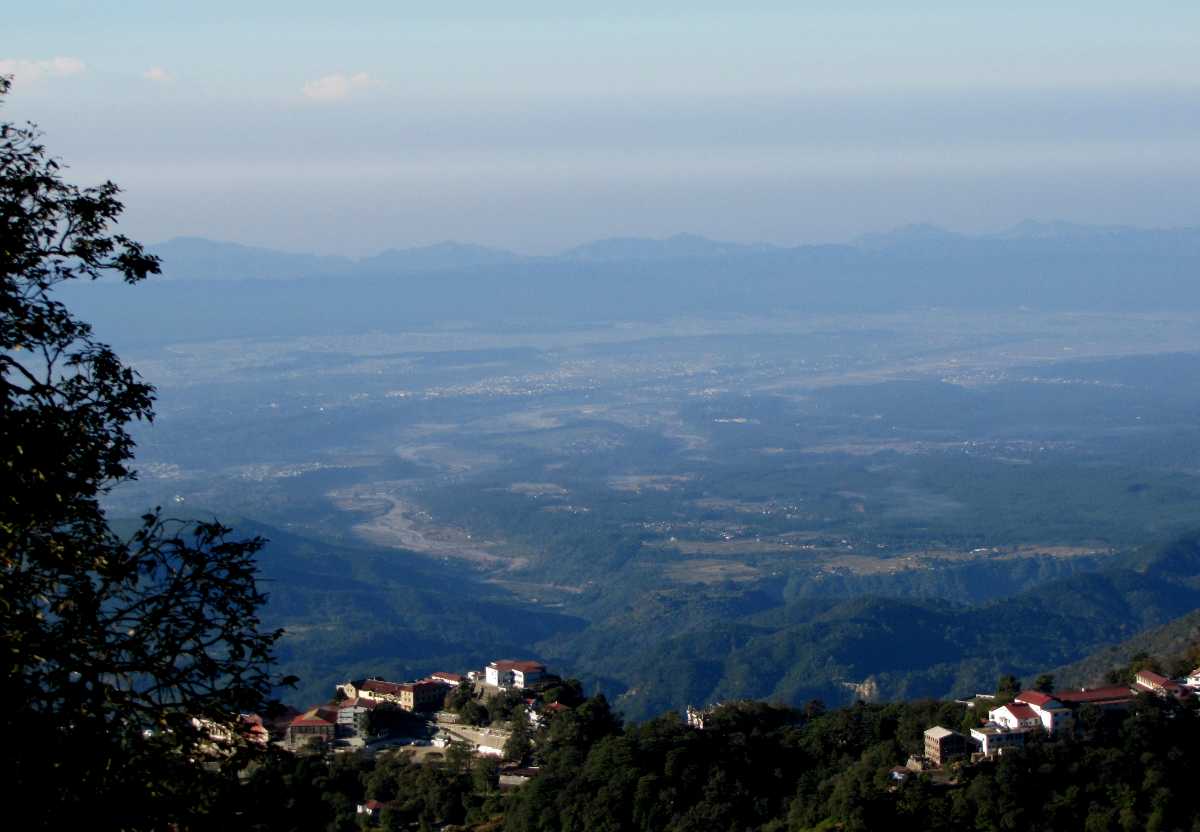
left=224, top=519, right=586, bottom=706
left=1051, top=607, right=1200, bottom=688
left=540, top=535, right=1200, bottom=719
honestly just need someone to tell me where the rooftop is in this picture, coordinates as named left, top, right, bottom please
left=1000, top=703, right=1038, bottom=721
left=361, top=678, right=407, bottom=696
left=1052, top=686, right=1135, bottom=705
left=290, top=707, right=336, bottom=727
left=1015, top=690, right=1062, bottom=708
left=972, top=725, right=1025, bottom=736
left=1135, top=670, right=1175, bottom=686
left=491, top=659, right=547, bottom=673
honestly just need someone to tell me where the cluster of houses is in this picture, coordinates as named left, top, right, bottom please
left=922, top=667, right=1200, bottom=767
left=284, top=659, right=548, bottom=751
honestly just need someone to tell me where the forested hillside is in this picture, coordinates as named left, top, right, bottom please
left=243, top=658, right=1200, bottom=832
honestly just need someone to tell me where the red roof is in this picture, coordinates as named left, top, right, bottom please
left=1016, top=690, right=1054, bottom=707
left=338, top=697, right=378, bottom=710
left=491, top=659, right=546, bottom=673
left=361, top=679, right=407, bottom=696
left=1002, top=703, right=1038, bottom=721
left=1053, top=686, right=1135, bottom=705
left=290, top=707, right=336, bottom=727
left=1136, top=670, right=1174, bottom=686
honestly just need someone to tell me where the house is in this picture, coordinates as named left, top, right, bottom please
left=286, top=706, right=337, bottom=750
left=1134, top=670, right=1189, bottom=699
left=339, top=677, right=404, bottom=704
left=1187, top=667, right=1200, bottom=689
left=530, top=696, right=571, bottom=725
left=357, top=800, right=386, bottom=821
left=988, top=703, right=1042, bottom=732
left=971, top=725, right=1026, bottom=757
left=923, top=726, right=970, bottom=766
left=1013, top=690, right=1073, bottom=734
left=486, top=660, right=546, bottom=690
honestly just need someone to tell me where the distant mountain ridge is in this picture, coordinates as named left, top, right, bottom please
left=61, top=220, right=1200, bottom=345
left=559, top=233, right=782, bottom=263
left=149, top=221, right=1200, bottom=282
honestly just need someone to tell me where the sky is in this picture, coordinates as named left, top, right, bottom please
left=5, top=1, right=1200, bottom=255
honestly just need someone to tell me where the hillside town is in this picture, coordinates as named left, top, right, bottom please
left=241, top=654, right=1200, bottom=828
left=274, top=660, right=1200, bottom=764
left=275, top=659, right=558, bottom=759
left=918, top=667, right=1200, bottom=770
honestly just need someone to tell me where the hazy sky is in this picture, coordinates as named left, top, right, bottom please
left=6, top=2, right=1200, bottom=254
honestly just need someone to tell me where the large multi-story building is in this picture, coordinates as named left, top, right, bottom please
left=970, top=725, right=1026, bottom=757
left=337, top=697, right=377, bottom=735
left=338, top=677, right=446, bottom=712
left=286, top=706, right=337, bottom=750
left=485, top=660, right=546, bottom=690
left=1011, top=691, right=1074, bottom=733
left=924, top=726, right=970, bottom=766
left=397, top=681, right=444, bottom=712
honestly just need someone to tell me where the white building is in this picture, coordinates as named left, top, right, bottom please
left=988, top=703, right=1042, bottom=732
left=486, top=660, right=546, bottom=689
left=1012, top=691, right=1073, bottom=734
left=971, top=725, right=1026, bottom=756
left=1186, top=667, right=1200, bottom=689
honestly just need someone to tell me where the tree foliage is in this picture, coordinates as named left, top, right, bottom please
left=0, top=77, right=284, bottom=828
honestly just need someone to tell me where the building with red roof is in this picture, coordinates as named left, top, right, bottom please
left=486, top=659, right=547, bottom=689
left=338, top=677, right=445, bottom=712
left=1134, top=670, right=1189, bottom=699
left=1014, top=690, right=1054, bottom=707
left=1051, top=685, right=1136, bottom=709
left=989, top=703, right=1042, bottom=732
left=1013, top=691, right=1073, bottom=733
left=285, top=706, right=337, bottom=750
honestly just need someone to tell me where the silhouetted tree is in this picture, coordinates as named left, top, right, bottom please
left=0, top=77, right=285, bottom=829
